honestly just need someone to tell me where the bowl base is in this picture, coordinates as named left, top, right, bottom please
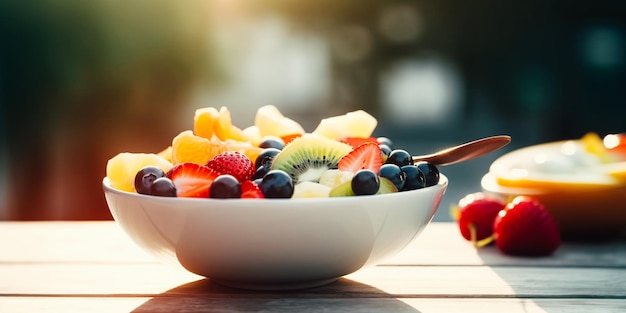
left=210, top=277, right=338, bottom=291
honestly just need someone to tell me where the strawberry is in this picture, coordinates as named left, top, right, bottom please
left=338, top=137, right=378, bottom=148
left=205, top=151, right=256, bottom=182
left=241, top=180, right=264, bottom=199
left=453, top=192, right=505, bottom=246
left=338, top=142, right=383, bottom=173
left=166, top=162, right=219, bottom=198
left=493, top=196, right=560, bottom=256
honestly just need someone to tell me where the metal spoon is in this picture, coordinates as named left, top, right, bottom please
left=412, top=135, right=511, bottom=166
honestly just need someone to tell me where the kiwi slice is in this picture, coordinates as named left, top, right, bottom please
left=271, top=136, right=353, bottom=183
left=329, top=177, right=398, bottom=197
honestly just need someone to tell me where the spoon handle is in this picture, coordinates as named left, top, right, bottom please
left=413, top=135, right=511, bottom=166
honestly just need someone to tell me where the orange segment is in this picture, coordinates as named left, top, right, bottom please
left=215, top=107, right=250, bottom=142
left=172, top=130, right=263, bottom=165
left=494, top=175, right=618, bottom=191
left=172, top=130, right=227, bottom=165
left=223, top=140, right=263, bottom=164
left=194, top=106, right=250, bottom=142
left=581, top=132, right=619, bottom=163
left=193, top=107, right=219, bottom=139
left=281, top=133, right=302, bottom=145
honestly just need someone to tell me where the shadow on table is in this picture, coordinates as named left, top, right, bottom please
left=474, top=243, right=626, bottom=313
left=131, top=278, right=420, bottom=312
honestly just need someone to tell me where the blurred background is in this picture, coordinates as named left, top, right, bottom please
left=1, top=0, right=625, bottom=220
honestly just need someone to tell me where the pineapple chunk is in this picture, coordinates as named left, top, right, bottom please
left=106, top=153, right=173, bottom=192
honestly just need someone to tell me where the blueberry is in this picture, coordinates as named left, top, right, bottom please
left=415, top=161, right=440, bottom=187
left=254, top=148, right=282, bottom=169
left=351, top=169, right=380, bottom=196
left=258, top=136, right=285, bottom=150
left=379, top=144, right=392, bottom=162
left=386, top=149, right=413, bottom=167
left=210, top=175, right=242, bottom=199
left=134, top=166, right=166, bottom=195
left=150, top=177, right=177, bottom=197
left=252, top=164, right=271, bottom=180
left=259, top=170, right=294, bottom=198
left=376, top=136, right=393, bottom=148
left=401, top=164, right=425, bottom=191
left=378, top=164, right=405, bottom=191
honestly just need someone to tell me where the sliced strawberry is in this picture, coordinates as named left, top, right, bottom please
left=493, top=196, right=560, bottom=256
left=205, top=151, right=255, bottom=182
left=338, top=137, right=378, bottom=148
left=166, top=162, right=219, bottom=198
left=338, top=142, right=383, bottom=173
left=453, top=192, right=505, bottom=247
left=241, top=180, right=264, bottom=199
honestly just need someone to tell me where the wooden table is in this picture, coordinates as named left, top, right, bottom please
left=1, top=221, right=625, bottom=312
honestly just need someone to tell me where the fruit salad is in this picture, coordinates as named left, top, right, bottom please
left=106, top=105, right=441, bottom=199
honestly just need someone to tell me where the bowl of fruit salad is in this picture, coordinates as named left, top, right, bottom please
left=481, top=133, right=626, bottom=240
left=103, top=106, right=448, bottom=290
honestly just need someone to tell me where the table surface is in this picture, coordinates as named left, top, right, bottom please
left=1, top=221, right=625, bottom=313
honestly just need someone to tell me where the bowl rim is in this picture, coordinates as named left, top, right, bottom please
left=102, top=174, right=448, bottom=203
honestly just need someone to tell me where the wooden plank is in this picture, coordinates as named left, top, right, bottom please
left=2, top=222, right=626, bottom=268
left=345, top=266, right=626, bottom=298
left=1, top=263, right=625, bottom=298
left=0, top=221, right=154, bottom=263
left=0, top=264, right=200, bottom=296
left=0, top=297, right=146, bottom=313
left=393, top=223, right=626, bottom=267
left=1, top=222, right=626, bottom=312
left=0, top=297, right=625, bottom=313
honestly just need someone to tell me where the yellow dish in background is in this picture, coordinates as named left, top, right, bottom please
left=482, top=134, right=626, bottom=241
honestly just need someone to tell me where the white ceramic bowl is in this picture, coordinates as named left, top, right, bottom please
left=103, top=175, right=448, bottom=290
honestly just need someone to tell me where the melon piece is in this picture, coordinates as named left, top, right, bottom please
left=254, top=105, right=306, bottom=138
left=312, top=110, right=377, bottom=140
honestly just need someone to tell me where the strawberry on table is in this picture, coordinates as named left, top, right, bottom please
left=493, top=196, right=560, bottom=256
left=453, top=192, right=505, bottom=246
left=205, top=151, right=256, bottom=182
left=338, top=142, right=383, bottom=173
left=167, top=162, right=219, bottom=198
